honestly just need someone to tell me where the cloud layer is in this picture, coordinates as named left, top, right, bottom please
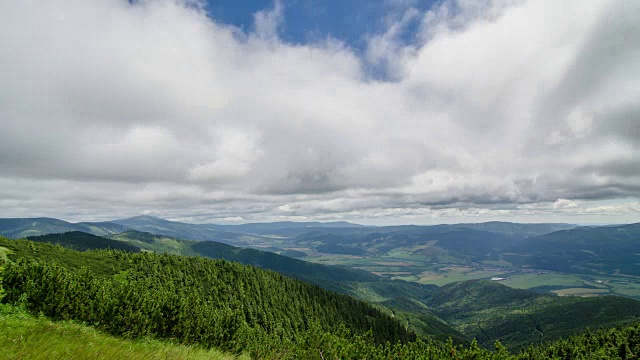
left=0, top=0, right=638, bottom=224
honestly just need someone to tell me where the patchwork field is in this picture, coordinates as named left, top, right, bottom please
left=304, top=252, right=640, bottom=300
left=552, top=288, right=609, bottom=297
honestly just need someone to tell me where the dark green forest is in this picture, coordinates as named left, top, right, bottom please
left=27, top=231, right=141, bottom=252
left=0, top=237, right=413, bottom=357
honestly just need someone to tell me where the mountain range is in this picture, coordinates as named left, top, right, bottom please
left=3, top=216, right=640, bottom=278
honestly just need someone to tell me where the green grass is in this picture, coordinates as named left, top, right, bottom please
left=609, top=281, right=640, bottom=299
left=481, top=259, right=513, bottom=267
left=408, top=266, right=506, bottom=286
left=343, top=282, right=388, bottom=302
left=108, top=232, right=195, bottom=255
left=500, top=273, right=640, bottom=300
left=501, top=273, right=584, bottom=289
left=0, top=305, right=246, bottom=360
left=551, top=288, right=609, bottom=296
left=0, top=246, right=12, bottom=261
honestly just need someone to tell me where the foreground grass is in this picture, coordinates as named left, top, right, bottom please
left=0, top=305, right=247, bottom=360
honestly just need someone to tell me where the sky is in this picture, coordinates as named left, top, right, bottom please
left=0, top=0, right=638, bottom=225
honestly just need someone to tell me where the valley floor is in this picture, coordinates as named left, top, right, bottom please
left=305, top=253, right=640, bottom=300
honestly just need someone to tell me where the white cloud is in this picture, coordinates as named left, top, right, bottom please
left=0, top=0, right=638, bottom=224
left=253, top=0, right=284, bottom=40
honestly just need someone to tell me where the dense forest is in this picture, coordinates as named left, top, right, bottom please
left=0, top=237, right=412, bottom=357
left=26, top=231, right=141, bottom=252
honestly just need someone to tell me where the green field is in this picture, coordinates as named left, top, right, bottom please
left=304, top=253, right=640, bottom=299
left=0, top=305, right=244, bottom=360
left=552, top=288, right=609, bottom=296
left=501, top=273, right=585, bottom=289
left=0, top=246, right=12, bottom=261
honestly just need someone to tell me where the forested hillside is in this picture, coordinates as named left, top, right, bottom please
left=110, top=230, right=379, bottom=286
left=424, top=280, right=640, bottom=349
left=0, top=218, right=128, bottom=238
left=0, top=237, right=413, bottom=356
left=506, top=223, right=640, bottom=275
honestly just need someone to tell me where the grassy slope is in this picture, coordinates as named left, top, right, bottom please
left=0, top=305, right=245, bottom=360
left=0, top=218, right=128, bottom=239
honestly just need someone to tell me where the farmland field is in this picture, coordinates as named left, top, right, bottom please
left=304, top=252, right=640, bottom=300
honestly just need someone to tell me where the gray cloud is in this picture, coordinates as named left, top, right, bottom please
left=0, top=0, right=638, bottom=224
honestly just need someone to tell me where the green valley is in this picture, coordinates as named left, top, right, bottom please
left=2, top=217, right=640, bottom=357
left=2, top=234, right=640, bottom=359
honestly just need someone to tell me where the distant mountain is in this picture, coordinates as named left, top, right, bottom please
left=0, top=217, right=79, bottom=238
left=291, top=227, right=519, bottom=260
left=283, top=222, right=578, bottom=259
left=0, top=216, right=578, bottom=254
left=113, top=215, right=366, bottom=239
left=112, top=215, right=257, bottom=243
left=304, top=221, right=577, bottom=238
left=214, top=220, right=365, bottom=235
left=0, top=216, right=595, bottom=270
left=453, top=221, right=578, bottom=237
left=74, top=221, right=131, bottom=236
left=0, top=218, right=128, bottom=238
left=505, top=223, right=640, bottom=275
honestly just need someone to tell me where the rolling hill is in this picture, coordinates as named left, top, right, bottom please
left=505, top=223, right=640, bottom=275
left=0, top=217, right=129, bottom=239
left=423, top=279, right=640, bottom=349
left=26, top=231, right=141, bottom=252
left=0, top=216, right=587, bottom=267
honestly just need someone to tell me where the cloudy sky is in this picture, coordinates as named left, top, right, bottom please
left=0, top=0, right=638, bottom=225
